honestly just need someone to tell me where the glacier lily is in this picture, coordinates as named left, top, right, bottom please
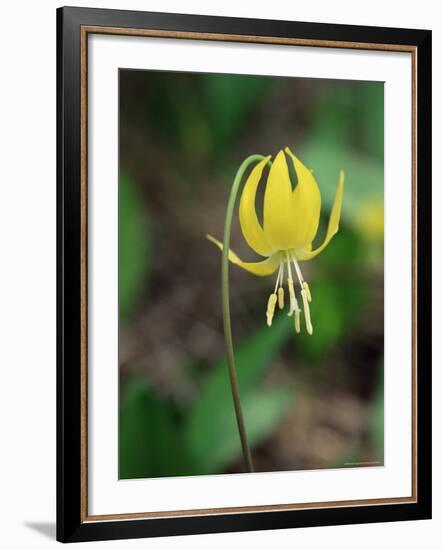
left=208, top=147, right=344, bottom=335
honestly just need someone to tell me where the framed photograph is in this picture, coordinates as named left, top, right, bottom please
left=57, top=6, right=432, bottom=543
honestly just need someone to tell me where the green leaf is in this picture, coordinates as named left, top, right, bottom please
left=185, top=316, right=293, bottom=473
left=119, top=173, right=151, bottom=320
left=196, top=387, right=291, bottom=474
left=119, top=379, right=193, bottom=479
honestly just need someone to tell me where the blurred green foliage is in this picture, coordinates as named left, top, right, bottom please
left=309, top=81, right=384, bottom=160
left=120, top=316, right=293, bottom=478
left=300, top=141, right=383, bottom=229
left=300, top=81, right=384, bottom=233
left=331, top=358, right=384, bottom=469
left=119, top=173, right=151, bottom=320
left=186, top=316, right=292, bottom=474
left=297, top=279, right=368, bottom=362
left=119, top=70, right=385, bottom=478
left=120, top=379, right=192, bottom=478
left=203, top=74, right=270, bottom=151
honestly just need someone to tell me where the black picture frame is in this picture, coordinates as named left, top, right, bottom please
left=57, top=5, right=432, bottom=543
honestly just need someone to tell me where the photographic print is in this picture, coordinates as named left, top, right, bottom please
left=57, top=8, right=431, bottom=542
left=118, top=70, right=385, bottom=480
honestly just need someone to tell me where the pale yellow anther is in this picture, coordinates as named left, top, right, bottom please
left=294, top=309, right=301, bottom=333
left=303, top=281, right=312, bottom=302
left=301, top=289, right=313, bottom=335
left=266, top=293, right=278, bottom=327
left=278, top=287, right=284, bottom=309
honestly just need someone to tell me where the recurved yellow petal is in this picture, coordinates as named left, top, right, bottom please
left=239, top=156, right=274, bottom=256
left=296, top=170, right=344, bottom=260
left=206, top=235, right=281, bottom=276
left=285, top=147, right=321, bottom=247
left=263, top=150, right=299, bottom=250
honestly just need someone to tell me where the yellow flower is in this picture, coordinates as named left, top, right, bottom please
left=207, top=147, right=344, bottom=335
left=357, top=198, right=384, bottom=242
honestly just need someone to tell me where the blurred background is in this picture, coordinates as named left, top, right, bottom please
left=118, top=69, right=384, bottom=479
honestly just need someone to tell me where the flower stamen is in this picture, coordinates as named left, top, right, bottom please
left=273, top=262, right=285, bottom=310
left=287, top=277, right=298, bottom=316
left=303, top=281, right=312, bottom=303
left=291, top=255, right=305, bottom=290
left=291, top=253, right=313, bottom=334
left=266, top=293, right=278, bottom=327
left=274, top=262, right=283, bottom=293
left=301, top=288, right=313, bottom=335
left=294, top=306, right=301, bottom=334
left=278, top=287, right=284, bottom=309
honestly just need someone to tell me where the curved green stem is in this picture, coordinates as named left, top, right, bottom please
left=222, top=154, right=271, bottom=473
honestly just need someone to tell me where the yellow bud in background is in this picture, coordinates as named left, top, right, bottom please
left=357, top=199, right=384, bottom=242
